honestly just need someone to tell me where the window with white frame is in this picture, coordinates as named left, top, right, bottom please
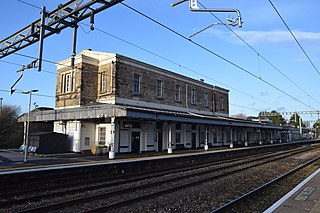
left=175, top=85, right=181, bottom=101
left=133, top=73, right=141, bottom=94
left=221, top=97, right=225, bottom=110
left=100, top=72, right=106, bottom=93
left=61, top=72, right=73, bottom=93
left=98, top=127, right=106, bottom=145
left=191, top=89, right=196, bottom=105
left=156, top=79, right=163, bottom=98
left=85, top=137, right=90, bottom=146
left=65, top=73, right=72, bottom=93
left=203, top=92, right=208, bottom=107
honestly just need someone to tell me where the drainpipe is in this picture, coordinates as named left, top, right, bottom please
left=212, top=89, right=216, bottom=114
left=185, top=83, right=189, bottom=111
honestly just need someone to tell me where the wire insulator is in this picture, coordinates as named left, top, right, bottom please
left=90, top=12, right=94, bottom=31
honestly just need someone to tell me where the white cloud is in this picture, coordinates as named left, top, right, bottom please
left=206, top=29, right=320, bottom=45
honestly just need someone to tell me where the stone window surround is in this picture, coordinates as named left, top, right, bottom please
left=221, top=96, right=225, bottom=110
left=175, top=84, right=181, bottom=102
left=191, top=89, right=196, bottom=105
left=61, top=71, right=74, bottom=94
left=204, top=92, right=208, bottom=107
left=133, top=73, right=141, bottom=94
left=100, top=71, right=107, bottom=93
left=156, top=79, right=163, bottom=98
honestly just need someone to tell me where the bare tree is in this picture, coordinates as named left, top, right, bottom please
left=231, top=113, right=247, bottom=120
left=0, top=104, right=22, bottom=148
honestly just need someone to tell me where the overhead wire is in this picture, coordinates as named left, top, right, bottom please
left=230, top=103, right=261, bottom=112
left=8, top=53, right=227, bottom=107
left=120, top=2, right=317, bottom=111
left=6, top=0, right=282, bottom=111
left=0, top=56, right=56, bottom=75
left=5, top=54, right=269, bottom=113
left=268, top=0, right=320, bottom=77
left=0, top=89, right=54, bottom=98
left=0, top=59, right=23, bottom=67
left=197, top=1, right=320, bottom=107
left=17, top=0, right=41, bottom=10
left=82, top=22, right=278, bottom=109
left=11, top=0, right=281, bottom=111
left=5, top=1, right=310, bottom=112
left=5, top=21, right=279, bottom=111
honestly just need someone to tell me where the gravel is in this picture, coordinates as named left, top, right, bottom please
left=108, top=149, right=320, bottom=213
left=2, top=147, right=320, bottom=213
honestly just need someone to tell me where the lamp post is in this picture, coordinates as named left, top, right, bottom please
left=0, top=97, right=3, bottom=118
left=22, top=89, right=38, bottom=163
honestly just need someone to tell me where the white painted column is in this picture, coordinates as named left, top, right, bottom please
left=270, top=131, right=273, bottom=144
left=23, top=121, right=27, bottom=146
left=168, top=123, right=173, bottom=154
left=299, top=117, right=302, bottom=137
left=109, top=117, right=116, bottom=159
left=204, top=126, right=209, bottom=151
left=229, top=128, right=233, bottom=148
left=259, top=130, right=262, bottom=145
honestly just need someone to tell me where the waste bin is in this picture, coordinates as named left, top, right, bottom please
left=91, top=145, right=104, bottom=156
left=96, top=146, right=103, bottom=156
left=102, top=146, right=109, bottom=155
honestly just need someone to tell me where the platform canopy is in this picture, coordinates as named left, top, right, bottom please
left=18, top=103, right=282, bottom=130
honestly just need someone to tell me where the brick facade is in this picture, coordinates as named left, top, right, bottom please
left=55, top=50, right=229, bottom=116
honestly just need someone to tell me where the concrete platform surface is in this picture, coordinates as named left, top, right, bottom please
left=0, top=148, right=220, bottom=173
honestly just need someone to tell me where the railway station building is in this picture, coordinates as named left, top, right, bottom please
left=19, top=49, right=285, bottom=157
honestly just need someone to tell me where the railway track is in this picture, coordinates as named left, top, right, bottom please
left=211, top=155, right=320, bottom=212
left=0, top=143, right=299, bottom=195
left=0, top=151, right=268, bottom=206
left=0, top=146, right=300, bottom=205
left=2, top=144, right=319, bottom=213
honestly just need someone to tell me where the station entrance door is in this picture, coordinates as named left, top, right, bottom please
left=131, top=132, right=140, bottom=153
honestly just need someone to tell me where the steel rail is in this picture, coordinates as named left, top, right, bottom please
left=1, top=149, right=279, bottom=208
left=211, top=156, right=320, bottom=212
left=16, top=145, right=320, bottom=212
left=1, top=144, right=295, bottom=198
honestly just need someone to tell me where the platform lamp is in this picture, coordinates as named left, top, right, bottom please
left=0, top=97, right=3, bottom=117
left=22, top=89, right=39, bottom=163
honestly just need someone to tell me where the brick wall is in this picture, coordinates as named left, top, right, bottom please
left=55, top=66, right=80, bottom=108
left=55, top=61, right=99, bottom=108
left=79, top=63, right=98, bottom=105
left=55, top=51, right=229, bottom=116
left=113, top=59, right=229, bottom=115
left=97, top=62, right=116, bottom=101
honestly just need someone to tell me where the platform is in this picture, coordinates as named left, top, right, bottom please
left=0, top=140, right=315, bottom=175
left=1, top=141, right=320, bottom=212
left=265, top=168, right=320, bottom=213
left=0, top=147, right=223, bottom=174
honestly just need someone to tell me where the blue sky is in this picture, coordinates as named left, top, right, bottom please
left=0, top=0, right=319, bottom=125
